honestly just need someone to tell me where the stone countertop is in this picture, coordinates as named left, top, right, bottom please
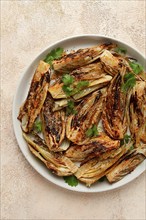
left=1, top=1, right=146, bottom=219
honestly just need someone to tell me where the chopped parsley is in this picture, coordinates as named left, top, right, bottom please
left=61, top=74, right=89, bottom=97
left=70, top=80, right=89, bottom=95
left=44, top=47, right=64, bottom=65
left=124, top=134, right=131, bottom=144
left=115, top=47, right=127, bottom=54
left=63, top=175, right=78, bottom=187
left=62, top=85, right=74, bottom=96
left=121, top=72, right=136, bottom=93
left=86, top=124, right=99, bottom=138
left=34, top=120, right=42, bottom=133
left=129, top=61, right=143, bottom=74
left=76, top=81, right=89, bottom=90
left=62, top=74, right=74, bottom=86
left=66, top=100, right=77, bottom=115
left=120, top=134, right=131, bottom=146
left=121, top=60, right=143, bottom=93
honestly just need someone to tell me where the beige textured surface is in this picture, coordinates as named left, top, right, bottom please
left=1, top=0, right=146, bottom=220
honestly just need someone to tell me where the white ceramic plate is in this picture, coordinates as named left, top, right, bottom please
left=13, top=35, right=146, bottom=193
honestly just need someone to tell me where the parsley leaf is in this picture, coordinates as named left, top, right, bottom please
left=34, top=120, right=42, bottom=133
left=120, top=134, right=131, bottom=146
left=68, top=81, right=89, bottom=96
left=86, top=128, right=93, bottom=138
left=124, top=134, right=131, bottom=143
left=121, top=72, right=136, bottom=93
left=130, top=145, right=134, bottom=151
left=63, top=175, right=78, bottom=187
left=92, top=125, right=99, bottom=136
left=76, top=81, right=89, bottom=90
left=115, top=47, right=127, bottom=54
left=54, top=47, right=64, bottom=59
left=86, top=125, right=99, bottom=138
left=62, top=85, right=74, bottom=96
left=62, top=75, right=89, bottom=97
left=98, top=176, right=106, bottom=182
left=67, top=100, right=74, bottom=109
left=129, top=61, right=143, bottom=74
left=44, top=56, right=54, bottom=65
left=124, top=72, right=134, bottom=81
left=66, top=100, right=77, bottom=115
left=62, top=74, right=74, bottom=86
left=71, top=81, right=89, bottom=95
left=44, top=47, right=63, bottom=65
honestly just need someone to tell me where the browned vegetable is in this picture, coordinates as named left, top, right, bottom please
left=53, top=43, right=116, bottom=72
left=65, top=133, right=120, bottom=162
left=106, top=152, right=145, bottom=183
left=66, top=89, right=106, bottom=144
left=129, top=81, right=146, bottom=145
left=100, top=50, right=120, bottom=76
left=41, top=93, right=69, bottom=152
left=23, top=132, right=78, bottom=176
left=48, top=73, right=112, bottom=100
left=75, top=144, right=131, bottom=186
left=18, top=61, right=50, bottom=133
left=102, top=67, right=128, bottom=139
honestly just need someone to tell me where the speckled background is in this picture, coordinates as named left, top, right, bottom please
left=1, top=0, right=146, bottom=219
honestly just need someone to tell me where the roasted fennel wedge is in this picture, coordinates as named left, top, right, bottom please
left=52, top=99, right=69, bottom=111
left=106, top=152, right=145, bottom=183
left=18, top=61, right=50, bottom=133
left=48, top=73, right=112, bottom=99
left=66, top=89, right=106, bottom=144
left=41, top=93, right=69, bottom=152
left=75, top=144, right=132, bottom=186
left=129, top=81, right=146, bottom=145
left=69, top=62, right=108, bottom=80
left=53, top=43, right=116, bottom=72
left=23, top=132, right=78, bottom=176
left=65, top=133, right=120, bottom=162
left=100, top=50, right=120, bottom=76
left=102, top=66, right=129, bottom=139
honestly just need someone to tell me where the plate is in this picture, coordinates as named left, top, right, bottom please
left=12, top=34, right=146, bottom=193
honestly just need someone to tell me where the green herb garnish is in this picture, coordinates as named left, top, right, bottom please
left=62, top=75, right=89, bottom=97
left=86, top=124, right=99, bottom=138
left=66, top=100, right=77, bottom=115
left=98, top=176, right=106, bottom=182
left=62, top=85, right=74, bottom=96
left=62, top=74, right=74, bottom=86
left=115, top=47, right=127, bottom=54
left=130, top=145, right=134, bottom=151
left=70, top=81, right=89, bottom=96
left=44, top=47, right=64, bottom=65
left=34, top=120, right=42, bottom=133
left=86, top=128, right=93, bottom=137
left=71, top=81, right=89, bottom=95
left=129, top=61, right=143, bottom=74
left=76, top=81, right=89, bottom=90
left=120, top=134, right=131, bottom=146
left=121, top=72, right=136, bottom=93
left=124, top=134, right=131, bottom=143
left=63, top=175, right=78, bottom=187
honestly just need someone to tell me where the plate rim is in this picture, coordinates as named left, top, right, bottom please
left=12, top=34, right=146, bottom=193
